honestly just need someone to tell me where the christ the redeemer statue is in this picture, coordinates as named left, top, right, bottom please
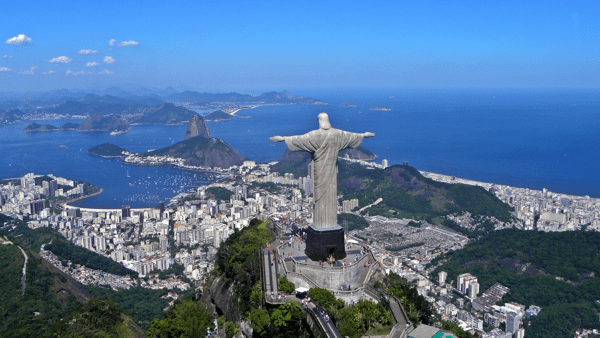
left=271, top=113, right=374, bottom=260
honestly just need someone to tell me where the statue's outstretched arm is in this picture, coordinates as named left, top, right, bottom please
left=363, top=132, right=375, bottom=138
left=270, top=136, right=285, bottom=142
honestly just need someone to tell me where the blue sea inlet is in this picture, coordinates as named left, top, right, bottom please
left=1, top=88, right=599, bottom=208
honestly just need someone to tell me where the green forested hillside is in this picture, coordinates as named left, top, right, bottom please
left=2, top=214, right=138, bottom=277
left=338, top=162, right=513, bottom=222
left=85, top=285, right=171, bottom=331
left=0, top=240, right=90, bottom=336
left=52, top=297, right=146, bottom=338
left=432, top=229, right=600, bottom=337
left=214, top=218, right=273, bottom=315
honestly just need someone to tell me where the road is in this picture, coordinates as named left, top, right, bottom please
left=18, top=245, right=28, bottom=295
left=2, top=235, right=28, bottom=295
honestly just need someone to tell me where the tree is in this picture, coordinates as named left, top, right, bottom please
left=146, top=299, right=213, bottom=338
left=307, top=288, right=344, bottom=310
left=249, top=308, right=270, bottom=337
left=278, top=277, right=295, bottom=293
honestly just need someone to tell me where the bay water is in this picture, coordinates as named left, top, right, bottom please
left=1, top=88, right=599, bottom=208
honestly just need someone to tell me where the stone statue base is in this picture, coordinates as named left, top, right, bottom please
left=305, top=225, right=346, bottom=261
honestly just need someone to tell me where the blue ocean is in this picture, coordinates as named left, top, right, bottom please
left=1, top=88, right=599, bottom=208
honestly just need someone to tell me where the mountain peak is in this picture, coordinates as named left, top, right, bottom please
left=184, top=114, right=210, bottom=140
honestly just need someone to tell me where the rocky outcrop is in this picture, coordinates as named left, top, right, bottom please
left=200, top=276, right=241, bottom=322
left=340, top=146, right=377, bottom=161
left=77, top=114, right=130, bottom=132
left=184, top=114, right=210, bottom=140
left=145, top=137, right=244, bottom=168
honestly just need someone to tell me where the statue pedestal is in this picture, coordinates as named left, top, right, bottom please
left=305, top=225, right=346, bottom=261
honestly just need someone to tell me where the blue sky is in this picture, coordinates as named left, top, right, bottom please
left=1, top=1, right=599, bottom=93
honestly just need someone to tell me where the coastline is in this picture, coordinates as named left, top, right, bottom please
left=60, top=187, right=103, bottom=209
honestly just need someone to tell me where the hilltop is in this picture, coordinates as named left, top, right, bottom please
left=142, top=113, right=244, bottom=168
left=338, top=162, right=513, bottom=223
left=129, top=103, right=196, bottom=125
left=203, top=110, right=233, bottom=121
left=88, top=143, right=129, bottom=157
left=144, top=137, right=244, bottom=168
left=23, top=121, right=80, bottom=132
left=77, top=114, right=130, bottom=133
left=271, top=146, right=377, bottom=177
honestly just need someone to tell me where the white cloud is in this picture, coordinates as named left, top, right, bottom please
left=86, top=61, right=100, bottom=67
left=42, top=70, right=55, bottom=75
left=66, top=70, right=91, bottom=76
left=99, top=69, right=114, bottom=75
left=0, top=67, right=12, bottom=72
left=103, top=56, right=116, bottom=64
left=5, top=34, right=33, bottom=46
left=49, top=56, right=72, bottom=64
left=3, top=55, right=12, bottom=59
left=109, top=39, right=116, bottom=46
left=78, top=49, right=100, bottom=55
left=117, top=40, right=139, bottom=46
left=18, top=66, right=38, bottom=75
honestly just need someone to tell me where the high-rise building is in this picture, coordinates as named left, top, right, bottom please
left=457, top=273, right=478, bottom=295
left=21, top=173, right=35, bottom=188
left=382, top=159, right=388, bottom=168
left=158, top=202, right=165, bottom=220
left=505, top=312, right=521, bottom=333
left=514, top=328, right=525, bottom=338
left=122, top=205, right=131, bottom=219
left=159, top=236, right=169, bottom=252
left=438, top=271, right=447, bottom=285
left=48, top=180, right=58, bottom=197
left=94, top=235, right=107, bottom=251
left=468, top=281, right=479, bottom=298
left=29, top=199, right=45, bottom=215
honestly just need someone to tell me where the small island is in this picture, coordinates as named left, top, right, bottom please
left=203, top=110, right=233, bottom=122
left=23, top=122, right=81, bottom=132
left=370, top=106, right=391, bottom=111
left=339, top=103, right=356, bottom=107
left=88, top=143, right=129, bottom=157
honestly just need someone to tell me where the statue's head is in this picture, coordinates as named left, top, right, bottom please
left=317, top=113, right=331, bottom=130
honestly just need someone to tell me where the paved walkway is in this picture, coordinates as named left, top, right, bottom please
left=262, top=247, right=279, bottom=294
left=278, top=235, right=371, bottom=269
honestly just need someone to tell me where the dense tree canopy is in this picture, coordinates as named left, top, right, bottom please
left=147, top=298, right=213, bottom=338
left=433, top=229, right=600, bottom=336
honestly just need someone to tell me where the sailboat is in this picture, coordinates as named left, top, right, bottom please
left=127, top=170, right=130, bottom=178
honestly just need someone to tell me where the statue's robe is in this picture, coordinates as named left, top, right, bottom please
left=284, top=128, right=364, bottom=230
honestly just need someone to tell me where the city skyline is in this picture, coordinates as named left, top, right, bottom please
left=2, top=1, right=599, bottom=93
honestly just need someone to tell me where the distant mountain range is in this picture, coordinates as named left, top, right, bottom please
left=3, top=88, right=323, bottom=133
left=168, top=90, right=324, bottom=105
left=0, top=87, right=323, bottom=108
